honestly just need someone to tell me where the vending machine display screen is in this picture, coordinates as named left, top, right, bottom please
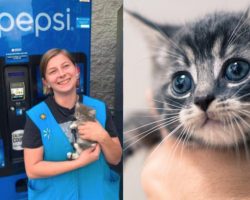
left=10, top=82, right=25, bottom=101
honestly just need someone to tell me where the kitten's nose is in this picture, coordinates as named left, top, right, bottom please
left=194, top=94, right=215, bottom=111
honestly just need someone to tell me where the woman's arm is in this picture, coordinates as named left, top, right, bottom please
left=98, top=135, right=122, bottom=165
left=78, top=121, right=122, bottom=165
left=24, top=144, right=100, bottom=179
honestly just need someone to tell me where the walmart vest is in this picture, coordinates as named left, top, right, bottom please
left=26, top=95, right=120, bottom=200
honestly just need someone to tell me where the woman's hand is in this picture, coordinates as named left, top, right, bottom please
left=77, top=120, right=122, bottom=165
left=76, top=144, right=101, bottom=167
left=77, top=121, right=108, bottom=143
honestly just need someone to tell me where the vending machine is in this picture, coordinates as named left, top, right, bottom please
left=0, top=0, right=92, bottom=199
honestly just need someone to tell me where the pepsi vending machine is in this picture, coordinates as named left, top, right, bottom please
left=0, top=0, right=91, bottom=199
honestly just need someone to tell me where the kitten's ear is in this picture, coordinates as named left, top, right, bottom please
left=89, top=109, right=96, bottom=117
left=125, top=9, right=180, bottom=45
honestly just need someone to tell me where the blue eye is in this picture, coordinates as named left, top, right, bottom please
left=172, top=73, right=192, bottom=95
left=225, top=60, right=250, bottom=81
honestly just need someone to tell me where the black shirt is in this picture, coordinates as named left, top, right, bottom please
left=22, top=95, right=118, bottom=148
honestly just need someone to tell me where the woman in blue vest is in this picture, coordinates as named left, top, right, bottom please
left=22, top=48, right=122, bottom=200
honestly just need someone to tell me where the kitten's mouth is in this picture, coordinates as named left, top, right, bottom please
left=201, top=117, right=223, bottom=128
left=205, top=118, right=221, bottom=125
left=201, top=114, right=243, bottom=129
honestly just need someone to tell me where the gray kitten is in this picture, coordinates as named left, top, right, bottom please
left=125, top=9, right=250, bottom=155
left=67, top=102, right=96, bottom=160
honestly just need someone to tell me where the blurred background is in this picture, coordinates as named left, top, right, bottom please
left=123, top=0, right=250, bottom=199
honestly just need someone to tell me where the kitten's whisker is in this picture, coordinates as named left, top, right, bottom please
left=161, top=96, right=184, bottom=107
left=171, top=127, right=189, bottom=160
left=157, top=54, right=186, bottom=64
left=158, top=113, right=180, bottom=117
left=231, top=112, right=250, bottom=159
left=124, top=117, right=175, bottom=134
left=124, top=117, right=179, bottom=142
left=182, top=125, right=192, bottom=144
left=146, top=123, right=183, bottom=160
left=234, top=110, right=250, bottom=129
left=124, top=106, right=181, bottom=111
left=227, top=10, right=248, bottom=47
left=124, top=119, right=179, bottom=151
left=230, top=81, right=250, bottom=98
left=222, top=116, right=228, bottom=133
left=232, top=110, right=250, bottom=126
left=156, top=32, right=186, bottom=57
left=165, top=133, right=185, bottom=171
left=235, top=92, right=250, bottom=100
left=161, top=126, right=191, bottom=178
left=164, top=103, right=183, bottom=110
left=124, top=115, right=179, bottom=143
left=226, top=113, right=241, bottom=158
left=152, top=98, right=184, bottom=109
left=163, top=52, right=183, bottom=60
left=152, top=107, right=181, bottom=111
left=236, top=109, right=250, bottom=117
left=229, top=29, right=250, bottom=47
left=180, top=126, right=192, bottom=158
left=127, top=112, right=179, bottom=118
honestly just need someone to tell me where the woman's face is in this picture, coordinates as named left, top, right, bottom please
left=43, top=53, right=78, bottom=96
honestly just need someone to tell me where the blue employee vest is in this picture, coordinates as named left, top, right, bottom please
left=26, top=95, right=120, bottom=200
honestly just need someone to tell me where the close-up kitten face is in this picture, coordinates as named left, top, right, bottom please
left=124, top=2, right=250, bottom=199
left=146, top=10, right=250, bottom=148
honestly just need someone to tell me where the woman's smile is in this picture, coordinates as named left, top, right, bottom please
left=57, top=77, right=71, bottom=85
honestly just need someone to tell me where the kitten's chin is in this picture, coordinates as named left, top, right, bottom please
left=193, top=120, right=245, bottom=147
left=201, top=118, right=222, bottom=128
left=182, top=116, right=245, bottom=147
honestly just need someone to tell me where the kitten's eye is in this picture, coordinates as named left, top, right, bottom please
left=172, top=73, right=192, bottom=95
left=225, top=61, right=250, bottom=81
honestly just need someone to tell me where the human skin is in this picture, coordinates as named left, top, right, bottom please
left=141, top=131, right=250, bottom=200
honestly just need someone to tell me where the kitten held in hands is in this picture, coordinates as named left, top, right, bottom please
left=67, top=102, right=97, bottom=160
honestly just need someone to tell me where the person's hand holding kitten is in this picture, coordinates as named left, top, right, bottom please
left=78, top=121, right=109, bottom=144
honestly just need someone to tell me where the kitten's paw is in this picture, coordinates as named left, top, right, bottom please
left=69, top=123, right=77, bottom=129
left=72, top=153, right=79, bottom=159
left=67, top=152, right=79, bottom=160
left=67, top=152, right=73, bottom=160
